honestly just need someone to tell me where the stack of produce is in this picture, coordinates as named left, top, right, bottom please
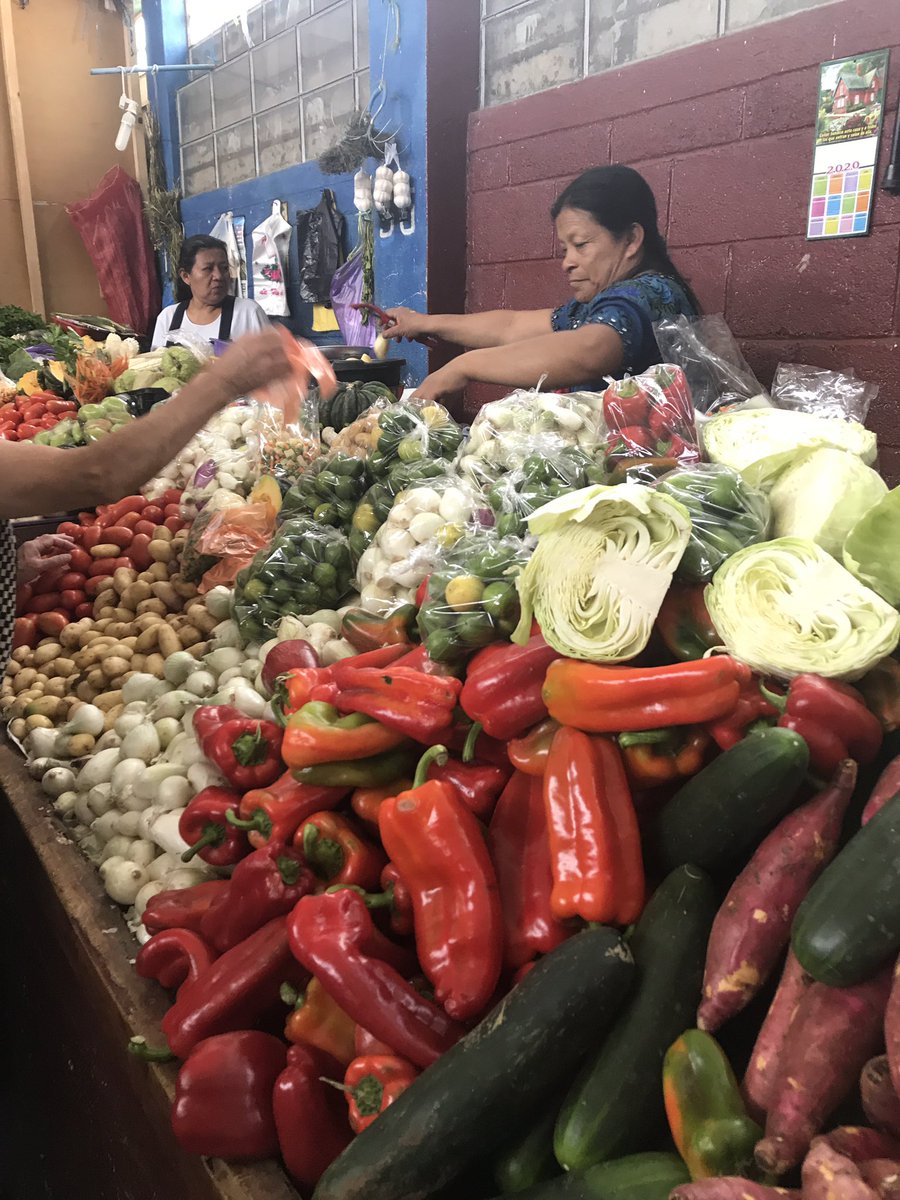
left=0, top=388, right=79, bottom=442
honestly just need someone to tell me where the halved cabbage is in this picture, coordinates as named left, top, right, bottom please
left=703, top=407, right=877, bottom=483
left=768, top=448, right=886, bottom=559
left=843, top=485, right=900, bottom=606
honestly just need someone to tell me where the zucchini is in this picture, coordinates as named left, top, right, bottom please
left=495, top=1103, right=561, bottom=1193
left=655, top=728, right=808, bottom=874
left=313, top=928, right=635, bottom=1200
left=485, top=1153, right=691, bottom=1200
left=555, top=866, right=716, bottom=1172
left=792, top=791, right=900, bottom=986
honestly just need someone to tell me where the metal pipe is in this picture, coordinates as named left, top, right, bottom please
left=882, top=103, right=900, bottom=193
left=89, top=64, right=212, bottom=75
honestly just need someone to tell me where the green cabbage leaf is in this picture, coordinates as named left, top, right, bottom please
left=768, top=448, right=887, bottom=559
left=843, top=485, right=900, bottom=606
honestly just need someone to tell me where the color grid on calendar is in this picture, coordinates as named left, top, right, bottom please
left=807, top=166, right=873, bottom=238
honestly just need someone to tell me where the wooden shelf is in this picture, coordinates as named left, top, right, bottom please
left=0, top=741, right=299, bottom=1200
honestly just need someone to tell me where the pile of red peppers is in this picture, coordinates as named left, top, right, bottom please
left=131, top=607, right=884, bottom=1185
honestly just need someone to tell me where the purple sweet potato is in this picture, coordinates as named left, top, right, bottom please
left=670, top=1180, right=799, bottom=1200
left=862, top=1058, right=900, bottom=1139
left=817, top=1128, right=900, bottom=1164
left=863, top=757, right=900, bottom=825
left=743, top=950, right=814, bottom=1122
left=860, top=1160, right=900, bottom=1200
left=754, top=969, right=893, bottom=1176
left=887, top=961, right=900, bottom=1101
left=801, top=1139, right=879, bottom=1200
left=699, top=761, right=856, bottom=1034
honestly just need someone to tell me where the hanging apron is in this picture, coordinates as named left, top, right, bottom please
left=167, top=295, right=236, bottom=345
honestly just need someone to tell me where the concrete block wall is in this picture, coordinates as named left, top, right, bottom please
left=465, top=0, right=900, bottom=475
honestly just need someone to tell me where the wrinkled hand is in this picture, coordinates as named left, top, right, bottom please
left=382, top=307, right=432, bottom=342
left=18, top=534, right=75, bottom=585
left=213, top=328, right=296, bottom=398
left=411, top=361, right=468, bottom=403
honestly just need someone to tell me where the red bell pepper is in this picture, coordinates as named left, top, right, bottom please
left=282, top=975, right=357, bottom=1065
left=191, top=703, right=243, bottom=745
left=162, top=917, right=307, bottom=1059
left=178, top=787, right=249, bottom=866
left=260, top=638, right=319, bottom=695
left=379, top=862, right=414, bottom=937
left=762, top=675, right=883, bottom=777
left=507, top=718, right=560, bottom=777
left=706, top=676, right=778, bottom=751
left=141, top=880, right=230, bottom=936
left=392, top=643, right=458, bottom=677
left=460, top=634, right=561, bottom=741
left=197, top=714, right=284, bottom=791
left=618, top=727, right=710, bottom=788
left=343, top=1054, right=419, bottom=1133
left=172, top=1031, right=286, bottom=1161
left=229, top=769, right=347, bottom=849
left=273, top=1044, right=352, bottom=1190
left=135, top=928, right=217, bottom=992
left=200, top=843, right=315, bottom=954
left=426, top=755, right=511, bottom=820
left=488, top=771, right=568, bottom=970
left=354, top=1025, right=395, bottom=1056
left=340, top=606, right=418, bottom=653
left=273, top=666, right=339, bottom=725
left=378, top=746, right=504, bottom=1021
left=350, top=780, right=413, bottom=828
left=295, top=811, right=386, bottom=891
left=332, top=655, right=463, bottom=742
left=287, top=888, right=463, bottom=1069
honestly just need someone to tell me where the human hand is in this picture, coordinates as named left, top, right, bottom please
left=213, top=328, right=296, bottom=398
left=382, top=308, right=432, bottom=341
left=18, top=534, right=75, bottom=584
left=410, top=360, right=468, bottom=403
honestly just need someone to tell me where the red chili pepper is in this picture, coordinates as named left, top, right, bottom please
left=343, top=1054, right=419, bottom=1133
left=172, top=1031, right=286, bottom=1161
left=200, top=717, right=284, bottom=791
left=200, top=843, right=315, bottom=954
left=763, top=675, right=883, bottom=777
left=273, top=666, right=340, bottom=725
left=705, top=676, right=778, bottom=751
left=350, top=780, right=413, bottom=828
left=507, top=718, right=560, bottom=777
left=333, top=662, right=462, bottom=742
left=287, top=888, right=463, bottom=1069
left=162, top=917, right=307, bottom=1059
left=427, top=756, right=511, bottom=819
left=141, top=880, right=230, bottom=936
left=460, top=633, right=561, bottom=741
left=392, top=643, right=458, bottom=677
left=178, top=787, right=249, bottom=866
left=295, top=811, right=386, bottom=891
left=282, top=975, right=357, bottom=1064
left=135, top=928, right=217, bottom=992
left=379, top=862, right=414, bottom=937
left=378, top=746, right=504, bottom=1021
left=229, top=769, right=347, bottom=849
left=618, top=727, right=711, bottom=788
left=488, top=771, right=568, bottom=970
left=273, top=1044, right=352, bottom=1190
left=355, top=1024, right=396, bottom=1056
left=192, top=704, right=244, bottom=745
left=593, top=734, right=645, bottom=925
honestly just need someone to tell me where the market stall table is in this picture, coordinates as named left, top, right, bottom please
left=0, top=740, right=299, bottom=1200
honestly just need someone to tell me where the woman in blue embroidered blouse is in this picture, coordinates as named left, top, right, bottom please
left=383, top=165, right=698, bottom=401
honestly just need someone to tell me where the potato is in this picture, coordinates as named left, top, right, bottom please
left=44, top=678, right=68, bottom=698
left=134, top=612, right=163, bottom=632
left=130, top=654, right=146, bottom=673
left=8, top=697, right=27, bottom=718
left=107, top=622, right=134, bottom=641
left=5, top=659, right=19, bottom=677
left=151, top=582, right=181, bottom=611
left=95, top=690, right=123, bottom=712
left=79, top=629, right=102, bottom=647
left=156, top=625, right=182, bottom=659
left=169, top=574, right=197, bottom=599
left=190, top=609, right=219, bottom=636
left=144, top=562, right=170, bottom=582
left=94, top=588, right=117, bottom=611
left=149, top=540, right=173, bottom=564
left=153, top=525, right=174, bottom=544
left=33, top=643, right=62, bottom=667
left=93, top=618, right=113, bottom=632
left=25, top=714, right=53, bottom=731
left=76, top=681, right=98, bottom=703
left=138, top=598, right=168, bottom=617
left=100, top=656, right=130, bottom=681
left=187, top=641, right=210, bottom=660
left=144, top=652, right=165, bottom=677
left=176, top=626, right=203, bottom=650
left=13, top=668, right=37, bottom=694
left=9, top=718, right=26, bottom=740
left=50, top=658, right=76, bottom=678
left=96, top=606, right=117, bottom=621
left=113, top=567, right=137, bottom=595
left=120, top=636, right=138, bottom=650
left=90, top=543, right=121, bottom=559
left=60, top=626, right=82, bottom=650
left=87, top=667, right=107, bottom=692
left=135, top=626, right=160, bottom=654
left=121, top=581, right=152, bottom=610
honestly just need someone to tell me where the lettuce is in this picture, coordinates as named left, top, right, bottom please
left=705, top=537, right=900, bottom=680
left=843, top=485, right=900, bottom=605
left=768, top=448, right=887, bottom=559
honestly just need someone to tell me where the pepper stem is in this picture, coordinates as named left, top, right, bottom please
left=302, top=824, right=345, bottom=881
left=181, top=822, right=225, bottom=862
left=277, top=856, right=302, bottom=886
left=462, top=722, right=482, bottom=764
left=325, top=882, right=395, bottom=910
left=413, top=744, right=448, bottom=788
left=618, top=729, right=676, bottom=748
left=759, top=683, right=788, bottom=713
left=225, top=808, right=273, bottom=839
left=128, top=1036, right=175, bottom=1063
left=231, top=726, right=268, bottom=767
left=280, top=981, right=303, bottom=1009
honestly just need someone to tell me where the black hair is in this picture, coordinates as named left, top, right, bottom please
left=551, top=165, right=700, bottom=312
left=175, top=234, right=229, bottom=303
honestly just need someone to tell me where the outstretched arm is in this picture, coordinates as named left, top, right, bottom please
left=412, top=325, right=624, bottom=401
left=382, top=307, right=554, bottom=350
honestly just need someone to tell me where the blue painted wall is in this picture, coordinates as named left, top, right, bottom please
left=142, top=0, right=428, bottom=384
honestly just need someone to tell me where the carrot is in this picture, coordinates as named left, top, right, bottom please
left=817, top=1128, right=900, bottom=1163
left=862, top=1059, right=900, bottom=1139
left=699, top=762, right=856, bottom=1034
left=863, top=757, right=900, bottom=825
left=671, top=1180, right=799, bottom=1200
left=742, top=951, right=813, bottom=1122
left=802, top=1139, right=878, bottom=1200
left=888, top=961, right=900, bottom=1101
left=860, top=1160, right=900, bottom=1200
left=755, top=968, right=893, bottom=1175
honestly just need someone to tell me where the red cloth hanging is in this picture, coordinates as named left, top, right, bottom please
left=66, top=166, right=161, bottom=334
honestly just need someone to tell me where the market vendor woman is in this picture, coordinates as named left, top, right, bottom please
left=384, top=165, right=698, bottom=400
left=152, top=235, right=269, bottom=350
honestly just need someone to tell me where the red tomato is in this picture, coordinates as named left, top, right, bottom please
left=129, top=533, right=152, bottom=570
left=15, top=583, right=32, bottom=614
left=22, top=403, right=46, bottom=420
left=38, top=416, right=58, bottom=429
left=31, top=569, right=67, bottom=596
left=141, top=505, right=164, bottom=524
left=115, top=511, right=144, bottom=531
left=104, top=495, right=146, bottom=524
left=102, top=525, right=134, bottom=548
left=57, top=572, right=87, bottom=591
left=81, top=527, right=104, bottom=550
left=113, top=557, right=133, bottom=571
left=15, top=396, right=31, bottom=411
left=57, top=522, right=83, bottom=541
left=60, top=589, right=87, bottom=610
left=68, top=547, right=91, bottom=573
left=75, top=603, right=93, bottom=620
left=28, top=592, right=62, bottom=613
left=88, top=557, right=119, bottom=577
left=46, top=399, right=76, bottom=415
left=0, top=404, right=20, bottom=422
left=17, top=424, right=41, bottom=440
left=133, top=520, right=157, bottom=538
left=37, top=611, right=69, bottom=638
left=162, top=489, right=183, bottom=508
left=163, top=503, right=182, bottom=519
left=0, top=429, right=19, bottom=441
left=78, top=512, right=96, bottom=526
left=85, top=575, right=113, bottom=597
left=164, top=516, right=185, bottom=534
left=12, top=616, right=39, bottom=651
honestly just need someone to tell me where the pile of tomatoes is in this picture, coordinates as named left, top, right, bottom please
left=15, top=491, right=186, bottom=646
left=0, top=392, right=79, bottom=441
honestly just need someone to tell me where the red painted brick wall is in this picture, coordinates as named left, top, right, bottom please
left=465, top=0, right=900, bottom=477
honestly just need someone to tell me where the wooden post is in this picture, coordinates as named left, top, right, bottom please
left=0, top=0, right=45, bottom=315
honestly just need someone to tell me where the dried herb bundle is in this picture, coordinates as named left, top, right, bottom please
left=142, top=104, right=183, bottom=290
left=318, top=109, right=391, bottom=176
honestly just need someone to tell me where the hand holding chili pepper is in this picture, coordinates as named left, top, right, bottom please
left=342, top=1055, right=419, bottom=1133
left=179, top=787, right=248, bottom=866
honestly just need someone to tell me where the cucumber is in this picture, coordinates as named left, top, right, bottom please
left=484, top=1152, right=691, bottom=1200
left=655, top=728, right=808, bottom=874
left=495, top=1103, right=561, bottom=1192
left=792, top=791, right=900, bottom=986
left=555, top=866, right=716, bottom=1172
left=312, top=928, right=634, bottom=1200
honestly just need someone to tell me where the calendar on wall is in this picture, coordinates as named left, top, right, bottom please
left=807, top=49, right=889, bottom=240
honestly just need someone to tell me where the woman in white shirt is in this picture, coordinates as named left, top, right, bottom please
left=152, top=235, right=269, bottom=349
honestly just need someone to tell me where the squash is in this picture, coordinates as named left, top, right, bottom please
left=249, top=474, right=282, bottom=517
left=319, top=380, right=396, bottom=432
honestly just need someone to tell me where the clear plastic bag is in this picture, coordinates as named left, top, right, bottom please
left=196, top=502, right=277, bottom=592
left=232, top=517, right=356, bottom=642
left=485, top=436, right=606, bottom=539
left=369, top=400, right=465, bottom=478
left=322, top=396, right=392, bottom=460
left=355, top=473, right=479, bottom=615
left=415, top=533, right=532, bottom=664
left=348, top=459, right=453, bottom=563
left=602, top=364, right=702, bottom=469
left=656, top=463, right=771, bottom=583
left=279, top=453, right=371, bottom=535
left=654, top=315, right=770, bottom=414
left=255, top=400, right=321, bottom=488
left=771, top=363, right=877, bottom=424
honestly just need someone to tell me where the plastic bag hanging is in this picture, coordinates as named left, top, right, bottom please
left=251, top=201, right=292, bottom=316
left=209, top=211, right=245, bottom=298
